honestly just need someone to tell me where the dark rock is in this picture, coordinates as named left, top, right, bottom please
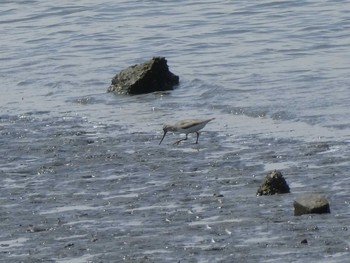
left=26, top=225, right=48, bottom=233
left=301, top=239, right=308, bottom=244
left=108, top=57, right=179, bottom=95
left=256, top=170, right=290, bottom=196
left=64, top=243, right=74, bottom=248
left=294, top=194, right=330, bottom=216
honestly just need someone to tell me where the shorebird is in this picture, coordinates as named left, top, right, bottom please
left=159, top=118, right=215, bottom=145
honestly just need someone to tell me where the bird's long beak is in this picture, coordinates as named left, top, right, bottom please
left=159, top=131, right=167, bottom=145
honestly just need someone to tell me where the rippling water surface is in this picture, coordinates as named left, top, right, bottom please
left=1, top=1, right=349, bottom=262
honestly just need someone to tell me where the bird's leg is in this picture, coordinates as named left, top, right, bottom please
left=195, top=132, right=200, bottom=144
left=174, top=134, right=188, bottom=145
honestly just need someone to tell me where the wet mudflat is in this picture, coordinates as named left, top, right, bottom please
left=1, top=0, right=350, bottom=261
left=0, top=112, right=349, bottom=262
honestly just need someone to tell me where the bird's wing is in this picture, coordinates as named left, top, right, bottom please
left=176, top=119, right=207, bottom=129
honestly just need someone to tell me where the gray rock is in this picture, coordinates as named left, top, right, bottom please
left=294, top=194, right=330, bottom=216
left=108, top=57, right=179, bottom=95
left=256, top=170, right=290, bottom=196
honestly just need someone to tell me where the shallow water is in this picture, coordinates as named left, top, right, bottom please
left=1, top=0, right=349, bottom=262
